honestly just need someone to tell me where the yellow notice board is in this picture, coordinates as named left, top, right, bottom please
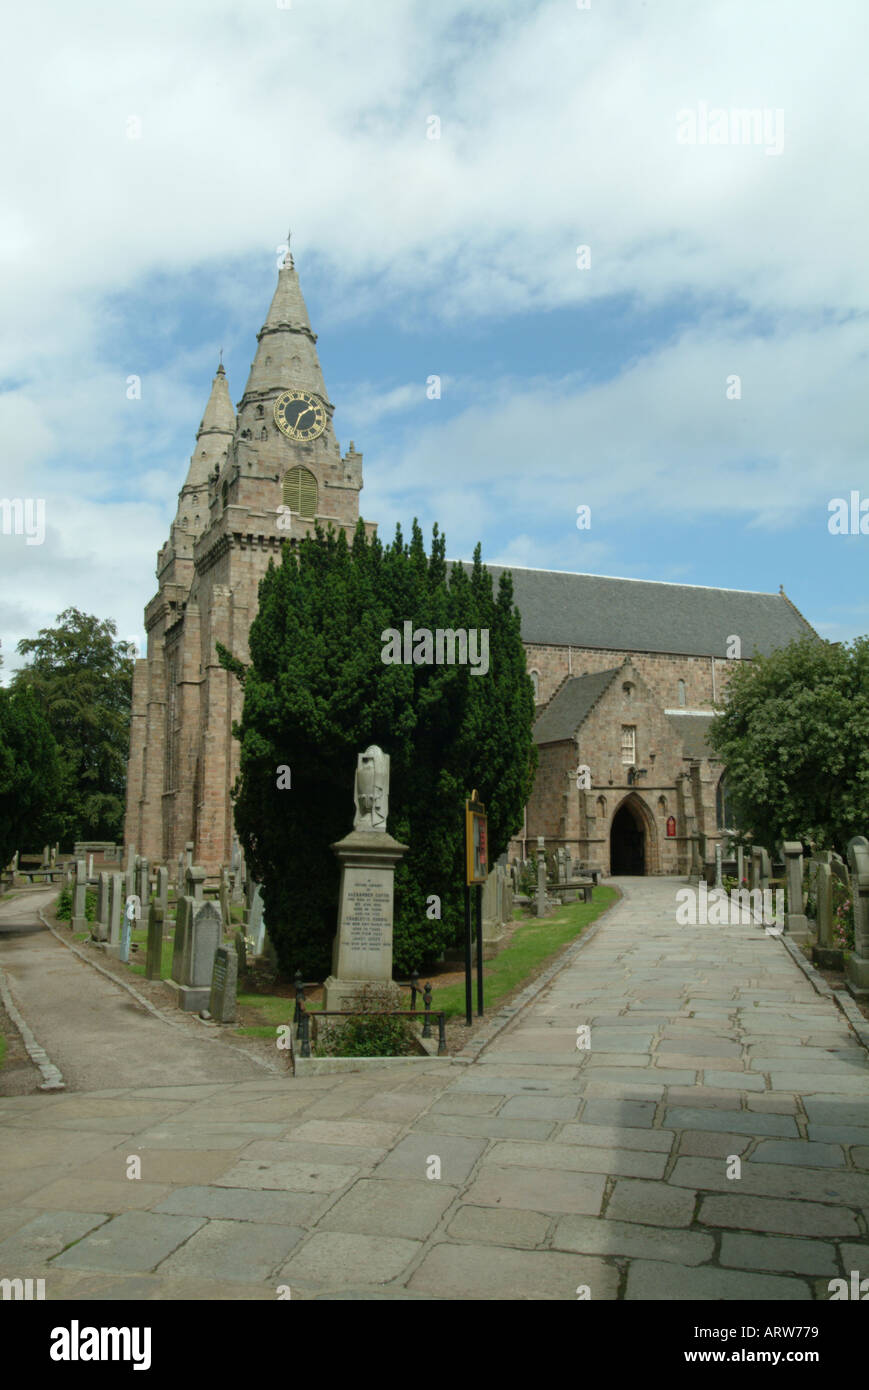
left=465, top=790, right=489, bottom=885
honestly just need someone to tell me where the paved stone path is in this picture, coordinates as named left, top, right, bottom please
left=0, top=890, right=267, bottom=1090
left=0, top=877, right=867, bottom=1299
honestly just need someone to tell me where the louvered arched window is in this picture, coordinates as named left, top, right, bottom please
left=283, top=466, right=318, bottom=518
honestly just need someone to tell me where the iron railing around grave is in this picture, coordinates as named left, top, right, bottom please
left=292, top=970, right=447, bottom=1058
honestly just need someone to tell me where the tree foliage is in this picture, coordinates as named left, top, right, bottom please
left=11, top=609, right=134, bottom=844
left=0, top=686, right=63, bottom=867
left=223, top=520, right=537, bottom=976
left=708, top=635, right=869, bottom=854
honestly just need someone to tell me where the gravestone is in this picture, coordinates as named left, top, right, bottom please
left=87, top=854, right=94, bottom=880
left=534, top=837, right=547, bottom=917
left=736, top=846, right=745, bottom=885
left=177, top=851, right=185, bottom=890
left=219, top=869, right=231, bottom=930
left=42, top=844, right=50, bottom=868
left=812, top=860, right=841, bottom=969
left=185, top=841, right=194, bottom=869
left=185, top=864, right=206, bottom=901
left=846, top=836, right=869, bottom=1001
left=72, top=859, right=88, bottom=932
left=93, top=872, right=110, bottom=942
left=248, top=883, right=265, bottom=955
left=782, top=841, right=809, bottom=942
left=105, top=872, right=123, bottom=954
left=481, top=865, right=506, bottom=947
left=171, top=897, right=193, bottom=983
left=323, top=746, right=408, bottom=1011
left=714, top=844, right=723, bottom=890
left=136, top=856, right=150, bottom=908
left=234, top=928, right=248, bottom=981
left=209, top=945, right=238, bottom=1023
left=145, top=902, right=164, bottom=980
left=169, top=899, right=221, bottom=1011
left=156, top=866, right=169, bottom=922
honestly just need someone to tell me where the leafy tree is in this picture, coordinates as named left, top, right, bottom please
left=708, top=635, right=869, bottom=855
left=0, top=686, right=63, bottom=868
left=11, top=609, right=134, bottom=843
left=223, top=520, right=537, bottom=977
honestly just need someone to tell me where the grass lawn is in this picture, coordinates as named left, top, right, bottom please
left=232, top=884, right=619, bottom=1036
left=432, top=885, right=618, bottom=1018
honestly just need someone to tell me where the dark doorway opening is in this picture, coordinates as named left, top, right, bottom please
left=610, top=802, right=645, bottom=875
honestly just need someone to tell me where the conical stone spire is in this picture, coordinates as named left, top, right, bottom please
left=196, top=362, right=236, bottom=442
left=175, top=363, right=236, bottom=533
left=237, top=254, right=330, bottom=411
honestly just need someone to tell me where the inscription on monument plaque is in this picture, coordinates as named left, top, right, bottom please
left=346, top=879, right=392, bottom=953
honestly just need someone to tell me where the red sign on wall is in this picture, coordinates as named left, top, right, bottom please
left=666, top=816, right=676, bottom=838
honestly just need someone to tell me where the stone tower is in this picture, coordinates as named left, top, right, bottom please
left=124, top=253, right=377, bottom=872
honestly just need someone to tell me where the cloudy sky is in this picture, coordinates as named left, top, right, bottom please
left=1, top=0, right=867, bottom=674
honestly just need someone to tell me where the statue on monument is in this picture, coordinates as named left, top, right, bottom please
left=353, top=745, right=389, bottom=832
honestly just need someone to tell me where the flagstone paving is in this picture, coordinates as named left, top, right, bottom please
left=0, top=876, right=867, bottom=1299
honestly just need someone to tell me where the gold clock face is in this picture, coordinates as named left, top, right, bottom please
left=273, top=390, right=327, bottom=443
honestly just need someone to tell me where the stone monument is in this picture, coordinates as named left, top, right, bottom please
left=209, top=945, right=238, bottom=1023
left=168, top=898, right=221, bottom=1011
left=323, top=746, right=408, bottom=1012
left=145, top=903, right=164, bottom=980
left=782, top=841, right=809, bottom=942
left=72, top=859, right=88, bottom=933
left=846, top=835, right=869, bottom=1001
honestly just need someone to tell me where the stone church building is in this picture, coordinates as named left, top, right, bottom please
left=124, top=255, right=817, bottom=877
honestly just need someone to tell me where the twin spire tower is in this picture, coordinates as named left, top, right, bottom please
left=124, top=251, right=377, bottom=871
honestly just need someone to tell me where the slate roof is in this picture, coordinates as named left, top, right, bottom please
left=666, top=712, right=717, bottom=759
left=533, top=669, right=620, bottom=743
left=461, top=564, right=816, bottom=658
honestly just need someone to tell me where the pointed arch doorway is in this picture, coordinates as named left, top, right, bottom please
left=610, top=798, right=647, bottom=875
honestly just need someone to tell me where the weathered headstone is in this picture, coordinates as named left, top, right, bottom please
left=145, top=902, right=164, bottom=980
left=209, top=945, right=238, bottom=1023
left=93, top=871, right=110, bottom=942
left=185, top=841, right=194, bottom=869
left=136, top=855, right=150, bottom=907
left=248, top=883, right=265, bottom=955
left=185, top=864, right=206, bottom=901
left=846, top=836, right=869, bottom=1001
left=72, top=859, right=88, bottom=932
left=535, top=836, right=547, bottom=917
left=177, top=851, right=185, bottom=890
left=234, top=927, right=248, bottom=980
left=171, top=896, right=193, bottom=983
left=156, top=865, right=169, bottom=922
left=169, top=899, right=221, bottom=1011
left=782, top=841, right=809, bottom=942
left=481, top=865, right=506, bottom=946
left=219, top=869, right=231, bottom=930
left=714, top=844, right=723, bottom=890
left=105, top=872, right=123, bottom=953
left=323, top=746, right=408, bottom=1011
left=87, top=853, right=94, bottom=880
left=811, top=860, right=842, bottom=968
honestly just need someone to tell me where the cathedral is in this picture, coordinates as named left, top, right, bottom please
left=124, top=254, right=817, bottom=877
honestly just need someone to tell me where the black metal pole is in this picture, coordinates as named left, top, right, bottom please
left=475, top=883, right=484, bottom=1016
left=464, top=882, right=472, bottom=1025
